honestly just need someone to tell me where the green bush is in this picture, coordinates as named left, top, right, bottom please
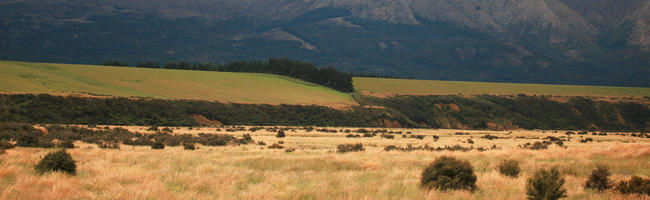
left=585, top=165, right=612, bottom=192
left=38, top=139, right=55, bottom=148
left=337, top=143, right=364, bottom=153
left=0, top=140, right=15, bottom=150
left=184, top=142, right=196, bottom=150
left=498, top=159, right=521, bottom=178
left=151, top=141, right=165, bottom=149
left=34, top=150, right=76, bottom=175
left=526, top=167, right=567, bottom=200
left=57, top=140, right=76, bottom=149
left=276, top=130, right=286, bottom=138
left=616, top=176, right=650, bottom=195
left=420, top=156, right=477, bottom=191
left=98, top=142, right=120, bottom=149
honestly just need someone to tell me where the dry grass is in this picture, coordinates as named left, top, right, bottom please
left=1, top=127, right=649, bottom=200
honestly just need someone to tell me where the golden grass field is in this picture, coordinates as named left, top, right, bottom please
left=353, top=77, right=650, bottom=97
left=0, top=61, right=355, bottom=106
left=1, top=126, right=649, bottom=200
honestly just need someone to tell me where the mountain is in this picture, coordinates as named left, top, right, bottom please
left=1, top=0, right=649, bottom=86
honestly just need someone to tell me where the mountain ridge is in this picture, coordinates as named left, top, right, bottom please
left=1, top=0, right=649, bottom=86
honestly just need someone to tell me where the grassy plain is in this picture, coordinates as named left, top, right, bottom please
left=1, top=126, right=649, bottom=199
left=354, top=77, right=650, bottom=97
left=0, top=61, right=355, bottom=106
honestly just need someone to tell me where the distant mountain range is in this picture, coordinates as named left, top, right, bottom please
left=2, top=0, right=649, bottom=86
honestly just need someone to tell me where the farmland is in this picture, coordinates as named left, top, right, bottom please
left=353, top=77, right=650, bottom=97
left=0, top=125, right=649, bottom=199
left=0, top=61, right=355, bottom=106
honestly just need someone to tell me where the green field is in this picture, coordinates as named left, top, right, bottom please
left=0, top=61, right=355, bottom=106
left=3, top=60, right=649, bottom=107
left=354, top=77, right=650, bottom=97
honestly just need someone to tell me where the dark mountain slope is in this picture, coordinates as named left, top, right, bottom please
left=1, top=0, right=649, bottom=86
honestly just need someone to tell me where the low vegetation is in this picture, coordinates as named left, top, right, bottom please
left=337, top=143, right=364, bottom=153
left=526, top=167, right=567, bottom=200
left=34, top=150, right=76, bottom=175
left=498, top=159, right=521, bottom=178
left=420, top=156, right=477, bottom=191
left=616, top=176, right=650, bottom=195
left=585, top=165, right=612, bottom=192
left=0, top=124, right=648, bottom=199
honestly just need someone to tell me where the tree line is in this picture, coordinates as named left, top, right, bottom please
left=102, top=58, right=354, bottom=92
left=1, top=94, right=648, bottom=132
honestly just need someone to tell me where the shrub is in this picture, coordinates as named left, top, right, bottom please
left=57, top=140, right=76, bottom=149
left=526, top=167, right=567, bottom=200
left=337, top=143, right=364, bottom=153
left=585, top=165, right=612, bottom=192
left=147, top=125, right=159, bottom=131
left=420, top=156, right=477, bottom=191
left=38, top=139, right=55, bottom=148
left=0, top=140, right=15, bottom=150
left=268, top=143, right=284, bottom=149
left=34, top=150, right=76, bottom=175
left=276, top=130, right=286, bottom=138
left=184, top=142, right=196, bottom=150
left=98, top=142, right=120, bottom=149
left=616, top=176, right=650, bottom=195
left=151, top=141, right=165, bottom=149
left=380, top=134, right=395, bottom=139
left=384, top=145, right=399, bottom=151
left=498, top=159, right=521, bottom=178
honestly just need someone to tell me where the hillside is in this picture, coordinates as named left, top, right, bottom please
left=1, top=0, right=649, bottom=86
left=0, top=61, right=355, bottom=106
left=353, top=77, right=650, bottom=97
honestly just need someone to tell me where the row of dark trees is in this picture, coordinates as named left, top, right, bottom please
left=1, top=94, right=648, bottom=132
left=101, top=58, right=354, bottom=92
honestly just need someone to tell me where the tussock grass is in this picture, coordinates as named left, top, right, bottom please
left=0, top=126, right=648, bottom=199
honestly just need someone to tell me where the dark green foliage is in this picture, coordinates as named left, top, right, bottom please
left=0, top=140, right=15, bottom=150
left=102, top=60, right=129, bottom=67
left=147, top=126, right=159, bottom=131
left=498, top=159, right=521, bottom=178
left=526, top=167, right=567, bottom=200
left=98, top=142, right=120, bottom=149
left=380, top=134, right=394, bottom=139
left=0, top=94, right=409, bottom=128
left=276, top=130, right=286, bottom=138
left=214, top=58, right=354, bottom=92
left=616, top=176, right=650, bottom=195
left=585, top=165, right=612, bottom=192
left=520, top=142, right=550, bottom=150
left=420, top=156, right=477, bottom=191
left=183, top=142, right=195, bottom=150
left=151, top=141, right=165, bottom=149
left=57, top=140, right=76, bottom=149
left=34, top=150, right=76, bottom=175
left=130, top=58, right=354, bottom=92
left=0, top=94, right=647, bottom=131
left=136, top=61, right=160, bottom=68
left=337, top=143, right=364, bottom=153
left=38, top=139, right=55, bottom=148
left=356, top=95, right=650, bottom=132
